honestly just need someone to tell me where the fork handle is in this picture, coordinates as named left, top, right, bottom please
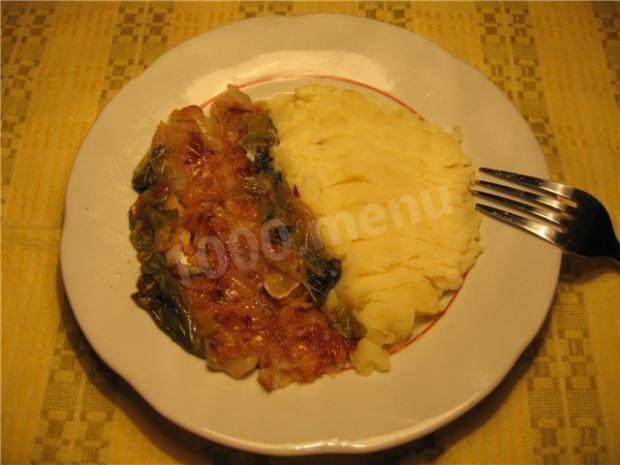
left=612, top=242, right=620, bottom=265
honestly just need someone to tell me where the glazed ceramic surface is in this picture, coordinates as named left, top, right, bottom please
left=61, top=15, right=561, bottom=455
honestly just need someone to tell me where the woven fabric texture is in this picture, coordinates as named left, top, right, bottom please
left=2, top=2, right=618, bottom=464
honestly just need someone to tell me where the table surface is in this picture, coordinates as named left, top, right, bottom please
left=2, top=2, right=619, bottom=464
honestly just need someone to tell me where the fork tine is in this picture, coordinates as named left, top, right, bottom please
left=480, top=167, right=575, bottom=198
left=476, top=180, right=572, bottom=213
left=476, top=204, right=560, bottom=245
left=472, top=189, right=565, bottom=225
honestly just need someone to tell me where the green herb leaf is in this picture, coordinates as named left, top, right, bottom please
left=133, top=250, right=204, bottom=356
left=323, top=302, right=366, bottom=339
left=132, top=145, right=167, bottom=192
left=301, top=248, right=341, bottom=305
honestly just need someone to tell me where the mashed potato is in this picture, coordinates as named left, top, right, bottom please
left=267, top=85, right=481, bottom=374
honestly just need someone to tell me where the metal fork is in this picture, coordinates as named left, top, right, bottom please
left=472, top=167, right=620, bottom=264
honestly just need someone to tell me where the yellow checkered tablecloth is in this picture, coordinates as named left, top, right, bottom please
left=2, top=2, right=618, bottom=464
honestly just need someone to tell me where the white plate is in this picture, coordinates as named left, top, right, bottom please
left=61, top=15, right=561, bottom=455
